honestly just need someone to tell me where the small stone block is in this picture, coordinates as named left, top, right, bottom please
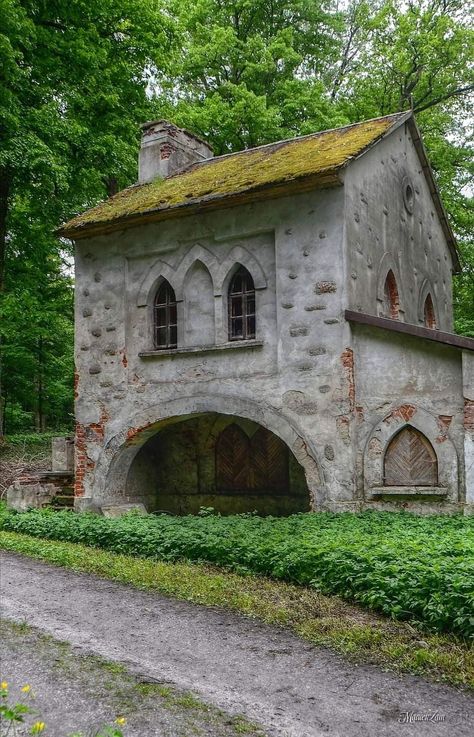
left=101, top=503, right=148, bottom=518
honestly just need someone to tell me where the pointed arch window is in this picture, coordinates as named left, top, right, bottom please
left=423, top=294, right=437, bottom=329
left=228, top=266, right=256, bottom=341
left=154, top=280, right=177, bottom=349
left=383, top=270, right=400, bottom=320
left=384, top=427, right=438, bottom=486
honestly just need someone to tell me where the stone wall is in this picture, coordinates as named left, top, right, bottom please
left=73, top=124, right=471, bottom=514
left=344, top=121, right=455, bottom=331
left=74, top=184, right=357, bottom=511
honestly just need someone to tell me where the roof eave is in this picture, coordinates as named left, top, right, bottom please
left=57, top=171, right=342, bottom=240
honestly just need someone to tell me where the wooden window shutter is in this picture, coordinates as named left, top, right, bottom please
left=384, top=427, right=438, bottom=486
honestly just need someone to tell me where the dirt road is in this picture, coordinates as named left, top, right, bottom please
left=1, top=552, right=472, bottom=737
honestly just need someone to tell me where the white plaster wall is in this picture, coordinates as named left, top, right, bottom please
left=74, top=186, right=358, bottom=508
left=343, top=121, right=455, bottom=330
left=351, top=325, right=466, bottom=505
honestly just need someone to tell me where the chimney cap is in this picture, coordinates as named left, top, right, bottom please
left=140, top=119, right=212, bottom=152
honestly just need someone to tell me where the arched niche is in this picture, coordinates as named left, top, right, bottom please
left=418, top=278, right=439, bottom=329
left=376, top=253, right=405, bottom=321
left=384, top=426, right=438, bottom=486
left=363, top=405, right=459, bottom=498
left=182, top=260, right=215, bottom=346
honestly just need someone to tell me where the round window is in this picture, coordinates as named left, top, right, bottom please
left=402, top=177, right=415, bottom=213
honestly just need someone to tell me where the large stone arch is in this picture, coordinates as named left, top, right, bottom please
left=90, top=394, right=325, bottom=509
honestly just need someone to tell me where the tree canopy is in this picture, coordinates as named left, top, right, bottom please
left=1, top=0, right=472, bottom=434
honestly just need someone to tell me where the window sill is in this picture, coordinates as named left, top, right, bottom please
left=368, top=486, right=448, bottom=499
left=139, top=339, right=264, bottom=359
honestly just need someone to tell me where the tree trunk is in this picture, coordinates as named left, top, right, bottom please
left=0, top=171, right=11, bottom=442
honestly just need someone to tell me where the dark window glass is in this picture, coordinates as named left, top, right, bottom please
left=154, top=280, right=178, bottom=350
left=228, top=266, right=256, bottom=341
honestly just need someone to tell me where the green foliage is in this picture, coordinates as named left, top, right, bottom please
left=0, top=0, right=174, bottom=434
left=1, top=0, right=472, bottom=431
left=1, top=506, right=473, bottom=639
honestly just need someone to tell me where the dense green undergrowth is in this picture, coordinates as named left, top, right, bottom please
left=1, top=505, right=473, bottom=640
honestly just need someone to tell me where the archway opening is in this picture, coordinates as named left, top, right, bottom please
left=125, top=413, right=310, bottom=515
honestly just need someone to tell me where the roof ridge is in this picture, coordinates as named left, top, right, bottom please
left=170, top=111, right=411, bottom=178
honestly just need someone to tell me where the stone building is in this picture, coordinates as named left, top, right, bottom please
left=59, top=111, right=474, bottom=516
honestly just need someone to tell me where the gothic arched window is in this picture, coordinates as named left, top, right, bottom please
left=384, top=427, right=438, bottom=486
left=383, top=270, right=400, bottom=320
left=154, top=280, right=177, bottom=349
left=423, top=293, right=437, bottom=329
left=228, top=266, right=256, bottom=341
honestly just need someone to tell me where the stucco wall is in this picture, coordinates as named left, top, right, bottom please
left=351, top=324, right=466, bottom=510
left=73, top=124, right=470, bottom=515
left=343, top=122, right=454, bottom=331
left=74, top=185, right=359, bottom=510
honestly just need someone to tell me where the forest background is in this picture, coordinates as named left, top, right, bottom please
left=0, top=0, right=472, bottom=436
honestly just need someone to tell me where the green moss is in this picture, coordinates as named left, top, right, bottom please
left=61, top=114, right=403, bottom=235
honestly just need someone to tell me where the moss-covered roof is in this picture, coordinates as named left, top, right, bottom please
left=60, top=113, right=408, bottom=239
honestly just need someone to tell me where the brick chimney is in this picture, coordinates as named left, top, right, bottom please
left=138, top=120, right=213, bottom=184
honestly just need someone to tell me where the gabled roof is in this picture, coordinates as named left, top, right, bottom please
left=57, top=112, right=459, bottom=270
left=58, top=112, right=407, bottom=239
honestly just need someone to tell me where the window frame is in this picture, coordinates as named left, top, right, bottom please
left=227, top=266, right=256, bottom=342
left=153, top=280, right=178, bottom=350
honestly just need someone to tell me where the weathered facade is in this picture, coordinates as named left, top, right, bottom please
left=60, top=112, right=474, bottom=516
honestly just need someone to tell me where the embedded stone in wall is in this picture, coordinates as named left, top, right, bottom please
left=283, top=390, right=317, bottom=415
left=281, top=302, right=294, bottom=309
left=368, top=437, right=382, bottom=458
left=91, top=327, right=102, bottom=337
left=82, top=308, right=92, bottom=317
left=436, top=415, right=452, bottom=443
left=308, top=346, right=326, bottom=356
left=324, top=445, right=335, bottom=461
left=89, top=364, right=102, bottom=375
left=324, top=318, right=339, bottom=325
left=289, top=325, right=309, bottom=337
left=304, top=304, right=326, bottom=311
left=336, top=415, right=350, bottom=444
left=314, top=281, right=337, bottom=294
left=319, top=385, right=330, bottom=393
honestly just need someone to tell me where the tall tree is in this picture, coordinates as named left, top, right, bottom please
left=0, top=0, right=174, bottom=435
left=153, top=0, right=345, bottom=152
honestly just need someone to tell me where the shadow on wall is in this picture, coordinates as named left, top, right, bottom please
left=126, top=413, right=310, bottom=516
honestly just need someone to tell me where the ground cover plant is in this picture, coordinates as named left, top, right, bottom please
left=1, top=506, right=472, bottom=641
left=1, top=531, right=473, bottom=689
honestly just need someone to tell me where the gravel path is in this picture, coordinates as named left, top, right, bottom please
left=1, top=551, right=472, bottom=737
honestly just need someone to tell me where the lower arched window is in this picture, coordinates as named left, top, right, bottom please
left=383, top=270, right=400, bottom=320
left=154, top=280, right=177, bottom=349
left=228, top=266, right=256, bottom=341
left=423, top=294, right=437, bottom=329
left=384, top=427, right=438, bottom=486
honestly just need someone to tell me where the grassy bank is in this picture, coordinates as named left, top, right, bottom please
left=1, top=506, right=473, bottom=639
left=1, top=530, right=473, bottom=689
